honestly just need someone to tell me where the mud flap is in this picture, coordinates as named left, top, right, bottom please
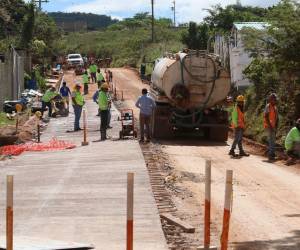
left=151, top=105, right=173, bottom=139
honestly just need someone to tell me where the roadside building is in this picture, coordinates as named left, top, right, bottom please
left=215, top=22, right=269, bottom=89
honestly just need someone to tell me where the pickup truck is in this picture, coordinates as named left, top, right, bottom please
left=66, top=54, right=84, bottom=68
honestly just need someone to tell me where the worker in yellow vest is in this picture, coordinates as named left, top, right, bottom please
left=97, top=83, right=110, bottom=141
left=285, top=118, right=300, bottom=165
left=229, top=95, right=250, bottom=157
left=264, top=93, right=279, bottom=161
left=71, top=84, right=85, bottom=131
left=89, top=62, right=97, bottom=83
left=41, top=86, right=57, bottom=118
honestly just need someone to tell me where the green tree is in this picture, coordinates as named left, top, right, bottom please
left=21, top=3, right=35, bottom=48
left=204, top=4, right=268, bottom=32
left=181, top=22, right=210, bottom=50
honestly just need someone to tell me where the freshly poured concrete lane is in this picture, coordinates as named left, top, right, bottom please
left=0, top=101, right=167, bottom=250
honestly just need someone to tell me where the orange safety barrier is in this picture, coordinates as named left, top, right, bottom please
left=0, top=138, right=76, bottom=156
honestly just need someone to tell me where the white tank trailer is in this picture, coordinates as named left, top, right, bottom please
left=150, top=50, right=231, bottom=141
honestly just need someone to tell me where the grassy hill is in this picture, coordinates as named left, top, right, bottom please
left=61, top=14, right=185, bottom=71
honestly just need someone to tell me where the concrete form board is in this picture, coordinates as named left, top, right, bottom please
left=0, top=236, right=93, bottom=250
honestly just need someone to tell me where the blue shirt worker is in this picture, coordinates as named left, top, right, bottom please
left=71, top=84, right=85, bottom=131
left=60, top=81, right=71, bottom=110
left=135, top=88, right=156, bottom=142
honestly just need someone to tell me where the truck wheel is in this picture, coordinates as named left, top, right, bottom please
left=209, top=127, right=228, bottom=142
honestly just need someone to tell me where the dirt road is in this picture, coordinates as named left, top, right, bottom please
left=112, top=67, right=300, bottom=249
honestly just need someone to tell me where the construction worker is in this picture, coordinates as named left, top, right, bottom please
left=229, top=95, right=250, bottom=157
left=71, top=84, right=85, bottom=131
left=98, top=83, right=110, bottom=140
left=96, top=68, right=105, bottom=83
left=108, top=70, right=113, bottom=83
left=82, top=70, right=89, bottom=95
left=89, top=62, right=97, bottom=83
left=41, top=86, right=57, bottom=118
left=264, top=93, right=279, bottom=161
left=285, top=118, right=300, bottom=165
left=135, top=88, right=156, bottom=143
left=59, top=81, right=71, bottom=110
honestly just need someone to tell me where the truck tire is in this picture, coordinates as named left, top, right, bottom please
left=151, top=105, right=173, bottom=139
left=209, top=126, right=228, bottom=142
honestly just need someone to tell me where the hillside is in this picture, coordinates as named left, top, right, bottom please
left=48, top=12, right=118, bottom=31
left=61, top=14, right=185, bottom=71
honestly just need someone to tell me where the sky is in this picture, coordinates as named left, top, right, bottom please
left=28, top=0, right=281, bottom=23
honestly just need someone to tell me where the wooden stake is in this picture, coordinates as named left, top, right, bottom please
left=37, top=120, right=41, bottom=143
left=15, top=114, right=19, bottom=133
left=81, top=108, right=89, bottom=146
left=198, top=160, right=217, bottom=250
left=204, top=160, right=211, bottom=247
left=127, top=173, right=134, bottom=250
left=6, top=175, right=13, bottom=250
left=221, top=170, right=233, bottom=250
left=121, top=91, right=124, bottom=101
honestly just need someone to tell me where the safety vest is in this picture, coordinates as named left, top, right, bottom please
left=89, top=64, right=97, bottom=73
left=42, top=90, right=57, bottom=102
left=72, top=91, right=84, bottom=106
left=98, top=91, right=108, bottom=111
left=82, top=74, right=89, bottom=84
left=231, top=105, right=245, bottom=129
left=97, top=72, right=104, bottom=82
left=264, top=104, right=278, bottom=129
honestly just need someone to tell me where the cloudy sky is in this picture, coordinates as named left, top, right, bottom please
left=29, top=0, right=281, bottom=23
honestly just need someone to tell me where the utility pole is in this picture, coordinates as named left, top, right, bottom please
left=171, top=0, right=176, bottom=27
left=151, top=0, right=154, bottom=42
left=34, top=0, right=49, bottom=11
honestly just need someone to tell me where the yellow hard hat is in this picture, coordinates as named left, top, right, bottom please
left=236, top=95, right=245, bottom=102
left=35, top=111, right=42, bottom=117
left=101, top=83, right=109, bottom=89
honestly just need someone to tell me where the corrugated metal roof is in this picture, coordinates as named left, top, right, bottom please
left=233, top=22, right=269, bottom=30
left=0, top=236, right=94, bottom=250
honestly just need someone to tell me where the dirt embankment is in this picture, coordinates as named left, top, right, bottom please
left=112, top=67, right=300, bottom=250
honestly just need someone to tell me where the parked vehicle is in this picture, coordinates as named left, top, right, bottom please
left=66, top=54, right=84, bottom=69
left=151, top=50, right=231, bottom=141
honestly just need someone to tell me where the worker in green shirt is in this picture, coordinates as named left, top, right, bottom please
left=71, top=84, right=85, bottom=131
left=41, top=86, right=57, bottom=117
left=285, top=118, right=300, bottom=165
left=96, top=68, right=104, bottom=84
left=82, top=70, right=89, bottom=95
left=97, top=83, right=110, bottom=141
left=89, top=62, right=97, bottom=83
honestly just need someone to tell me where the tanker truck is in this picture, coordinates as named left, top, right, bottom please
left=150, top=50, right=231, bottom=141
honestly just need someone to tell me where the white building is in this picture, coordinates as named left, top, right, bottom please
left=215, top=22, right=269, bottom=89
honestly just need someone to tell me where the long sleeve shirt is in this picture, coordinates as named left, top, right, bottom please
left=285, top=127, right=300, bottom=151
left=135, top=94, right=156, bottom=116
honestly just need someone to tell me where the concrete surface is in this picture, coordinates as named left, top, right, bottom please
left=0, top=100, right=167, bottom=250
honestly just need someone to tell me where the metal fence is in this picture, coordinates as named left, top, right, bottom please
left=0, top=47, right=25, bottom=111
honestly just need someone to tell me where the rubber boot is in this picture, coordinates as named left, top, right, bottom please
left=239, top=151, right=250, bottom=157
left=101, top=130, right=107, bottom=141
left=229, top=149, right=238, bottom=157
